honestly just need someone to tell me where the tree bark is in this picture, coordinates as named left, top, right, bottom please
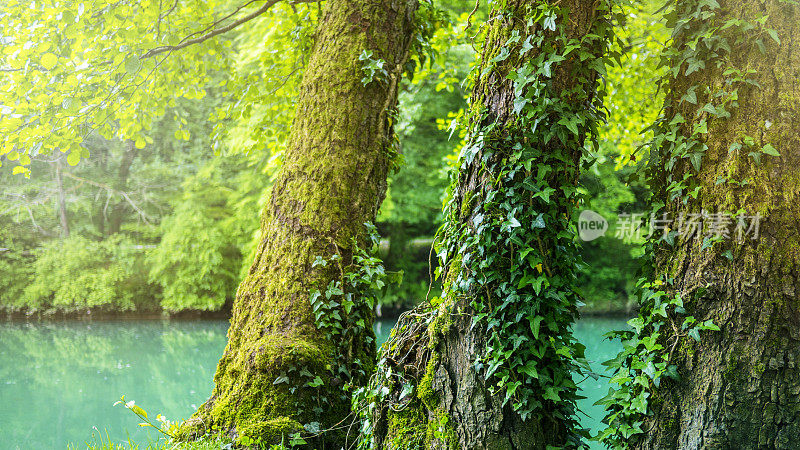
left=107, top=140, right=136, bottom=235
left=55, top=158, right=70, bottom=238
left=177, top=0, right=418, bottom=446
left=370, top=1, right=608, bottom=448
left=635, top=0, right=800, bottom=448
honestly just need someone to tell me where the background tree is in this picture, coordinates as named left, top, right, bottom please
left=600, top=0, right=800, bottom=447
left=361, top=0, right=617, bottom=448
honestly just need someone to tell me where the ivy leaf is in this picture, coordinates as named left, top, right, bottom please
left=542, top=387, right=560, bottom=402
left=664, top=365, right=680, bottom=381
left=688, top=328, right=701, bottom=342
left=529, top=316, right=544, bottom=339
left=761, top=144, right=780, bottom=157
left=767, top=29, right=780, bottom=45
left=399, top=382, right=414, bottom=400
left=681, top=89, right=697, bottom=104
left=532, top=214, right=546, bottom=229
left=557, top=117, right=579, bottom=136
left=520, top=361, right=539, bottom=379
left=520, top=36, right=534, bottom=55
left=689, top=152, right=703, bottom=171
left=304, top=422, right=321, bottom=434
left=631, top=393, right=648, bottom=413
left=513, top=96, right=529, bottom=115
left=685, top=59, right=704, bottom=76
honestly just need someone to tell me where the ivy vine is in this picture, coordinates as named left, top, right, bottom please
left=358, top=0, right=622, bottom=447
left=598, top=0, right=783, bottom=446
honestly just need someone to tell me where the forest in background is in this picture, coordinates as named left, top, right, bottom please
left=0, top=1, right=662, bottom=318
left=4, top=0, right=799, bottom=447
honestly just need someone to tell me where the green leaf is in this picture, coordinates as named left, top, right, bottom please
left=557, top=117, right=579, bottom=136
left=767, top=29, right=780, bottom=45
left=130, top=405, right=147, bottom=418
left=67, top=152, right=81, bottom=166
left=520, top=361, right=539, bottom=379
left=41, top=53, right=58, bottom=70
left=124, top=56, right=141, bottom=74
left=761, top=144, right=780, bottom=157
left=532, top=214, right=546, bottom=229
left=529, top=316, right=544, bottom=339
left=681, top=90, right=697, bottom=104
left=689, top=152, right=703, bottom=171
left=688, top=328, right=701, bottom=342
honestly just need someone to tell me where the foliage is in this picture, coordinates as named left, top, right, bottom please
left=360, top=0, right=626, bottom=447
left=147, top=157, right=265, bottom=312
left=0, top=0, right=322, bottom=175
left=18, top=235, right=159, bottom=313
left=0, top=223, right=35, bottom=307
left=596, top=279, right=719, bottom=444
left=599, top=5, right=668, bottom=168
left=114, top=396, right=180, bottom=441
left=87, top=397, right=304, bottom=449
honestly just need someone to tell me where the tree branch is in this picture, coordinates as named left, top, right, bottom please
left=141, top=0, right=316, bottom=59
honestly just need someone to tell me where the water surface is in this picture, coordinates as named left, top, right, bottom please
left=0, top=316, right=625, bottom=449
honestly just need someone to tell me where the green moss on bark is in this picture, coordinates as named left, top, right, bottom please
left=178, top=0, right=419, bottom=446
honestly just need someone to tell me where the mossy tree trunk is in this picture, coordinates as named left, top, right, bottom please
left=369, top=1, right=610, bottom=448
left=636, top=0, right=800, bottom=447
left=178, top=0, right=418, bottom=445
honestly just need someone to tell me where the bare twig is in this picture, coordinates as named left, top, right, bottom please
left=61, top=171, right=152, bottom=224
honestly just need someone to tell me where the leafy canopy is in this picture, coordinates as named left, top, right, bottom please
left=0, top=0, right=317, bottom=174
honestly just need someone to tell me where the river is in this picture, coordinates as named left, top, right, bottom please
left=0, top=317, right=626, bottom=449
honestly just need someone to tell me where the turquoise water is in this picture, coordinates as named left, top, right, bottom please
left=573, top=317, right=627, bottom=449
left=0, top=317, right=625, bottom=449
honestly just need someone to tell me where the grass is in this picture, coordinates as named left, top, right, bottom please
left=71, top=427, right=297, bottom=450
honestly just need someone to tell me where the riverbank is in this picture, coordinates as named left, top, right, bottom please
left=2, top=293, right=635, bottom=321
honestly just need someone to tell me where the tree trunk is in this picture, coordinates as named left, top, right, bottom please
left=177, top=0, right=418, bottom=446
left=55, top=158, right=70, bottom=238
left=369, top=1, right=610, bottom=448
left=107, top=140, right=136, bottom=235
left=632, top=0, right=800, bottom=448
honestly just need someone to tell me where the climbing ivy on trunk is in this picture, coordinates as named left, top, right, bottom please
left=359, top=0, right=619, bottom=448
left=599, top=0, right=800, bottom=447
